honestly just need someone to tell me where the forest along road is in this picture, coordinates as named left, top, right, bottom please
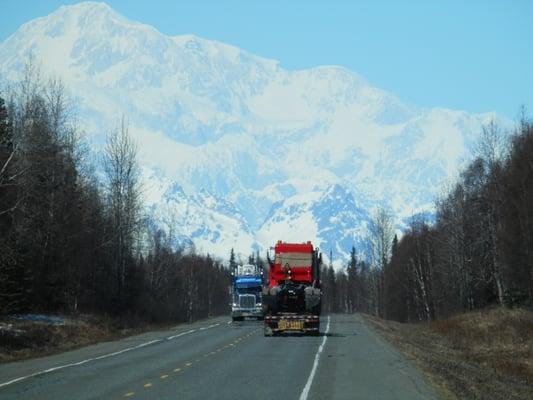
left=0, top=314, right=437, bottom=400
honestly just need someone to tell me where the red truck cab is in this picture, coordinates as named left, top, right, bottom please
left=268, top=241, right=315, bottom=287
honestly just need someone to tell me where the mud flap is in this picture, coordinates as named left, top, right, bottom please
left=264, top=325, right=273, bottom=337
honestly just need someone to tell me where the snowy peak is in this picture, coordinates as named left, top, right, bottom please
left=25, top=1, right=153, bottom=37
left=258, top=184, right=372, bottom=263
left=149, top=181, right=256, bottom=256
left=0, top=2, right=512, bottom=264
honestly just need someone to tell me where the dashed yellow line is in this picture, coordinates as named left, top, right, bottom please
left=120, top=329, right=260, bottom=397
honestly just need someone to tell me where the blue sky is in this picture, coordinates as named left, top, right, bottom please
left=1, top=0, right=531, bottom=118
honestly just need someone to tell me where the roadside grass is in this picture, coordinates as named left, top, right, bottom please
left=0, top=314, right=162, bottom=363
left=431, top=307, right=533, bottom=386
left=362, top=307, right=533, bottom=400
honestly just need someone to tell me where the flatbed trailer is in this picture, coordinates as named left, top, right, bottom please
left=263, top=313, right=320, bottom=336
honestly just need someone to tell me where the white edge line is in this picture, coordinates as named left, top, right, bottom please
left=298, top=315, right=331, bottom=400
left=0, top=321, right=222, bottom=389
left=166, top=328, right=196, bottom=340
left=0, top=339, right=161, bottom=389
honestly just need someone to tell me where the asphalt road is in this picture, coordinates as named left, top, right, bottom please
left=0, top=314, right=437, bottom=399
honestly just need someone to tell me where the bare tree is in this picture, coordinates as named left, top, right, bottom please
left=103, top=116, right=142, bottom=308
left=476, top=120, right=507, bottom=166
left=477, top=122, right=508, bottom=304
left=370, top=206, right=395, bottom=317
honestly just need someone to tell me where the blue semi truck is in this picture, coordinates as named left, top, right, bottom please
left=231, top=264, right=264, bottom=321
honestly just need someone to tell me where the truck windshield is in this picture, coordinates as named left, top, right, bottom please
left=236, top=286, right=261, bottom=295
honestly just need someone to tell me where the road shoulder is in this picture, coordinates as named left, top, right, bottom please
left=309, top=314, right=438, bottom=400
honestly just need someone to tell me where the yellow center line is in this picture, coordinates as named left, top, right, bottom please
left=124, top=392, right=135, bottom=397
left=144, top=383, right=152, bottom=388
left=174, top=368, right=181, bottom=373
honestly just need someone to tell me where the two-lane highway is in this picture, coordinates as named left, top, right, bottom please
left=0, top=315, right=437, bottom=399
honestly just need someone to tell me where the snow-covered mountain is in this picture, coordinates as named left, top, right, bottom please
left=0, top=2, right=508, bottom=263
left=258, top=185, right=373, bottom=260
left=143, top=168, right=257, bottom=256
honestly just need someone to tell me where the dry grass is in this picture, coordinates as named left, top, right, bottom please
left=0, top=314, right=136, bottom=363
left=362, top=307, right=533, bottom=400
left=431, top=308, right=533, bottom=385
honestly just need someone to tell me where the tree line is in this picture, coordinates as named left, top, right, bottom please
left=3, top=63, right=529, bottom=325
left=0, top=63, right=230, bottom=323
left=319, top=114, right=533, bottom=322
left=382, top=115, right=533, bottom=322
left=320, top=247, right=374, bottom=315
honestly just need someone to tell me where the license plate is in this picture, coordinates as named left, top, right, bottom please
left=278, top=320, right=304, bottom=331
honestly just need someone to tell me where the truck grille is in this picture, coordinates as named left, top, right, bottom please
left=239, top=294, right=256, bottom=309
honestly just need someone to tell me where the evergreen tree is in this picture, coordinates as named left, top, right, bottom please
left=347, top=246, right=358, bottom=313
left=328, top=265, right=337, bottom=312
left=229, top=248, right=236, bottom=271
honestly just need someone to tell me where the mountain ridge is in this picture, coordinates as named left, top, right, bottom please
left=0, top=2, right=510, bottom=264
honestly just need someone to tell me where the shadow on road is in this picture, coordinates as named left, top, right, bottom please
left=323, top=332, right=346, bottom=337
left=230, top=319, right=263, bottom=325
left=265, top=332, right=346, bottom=338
